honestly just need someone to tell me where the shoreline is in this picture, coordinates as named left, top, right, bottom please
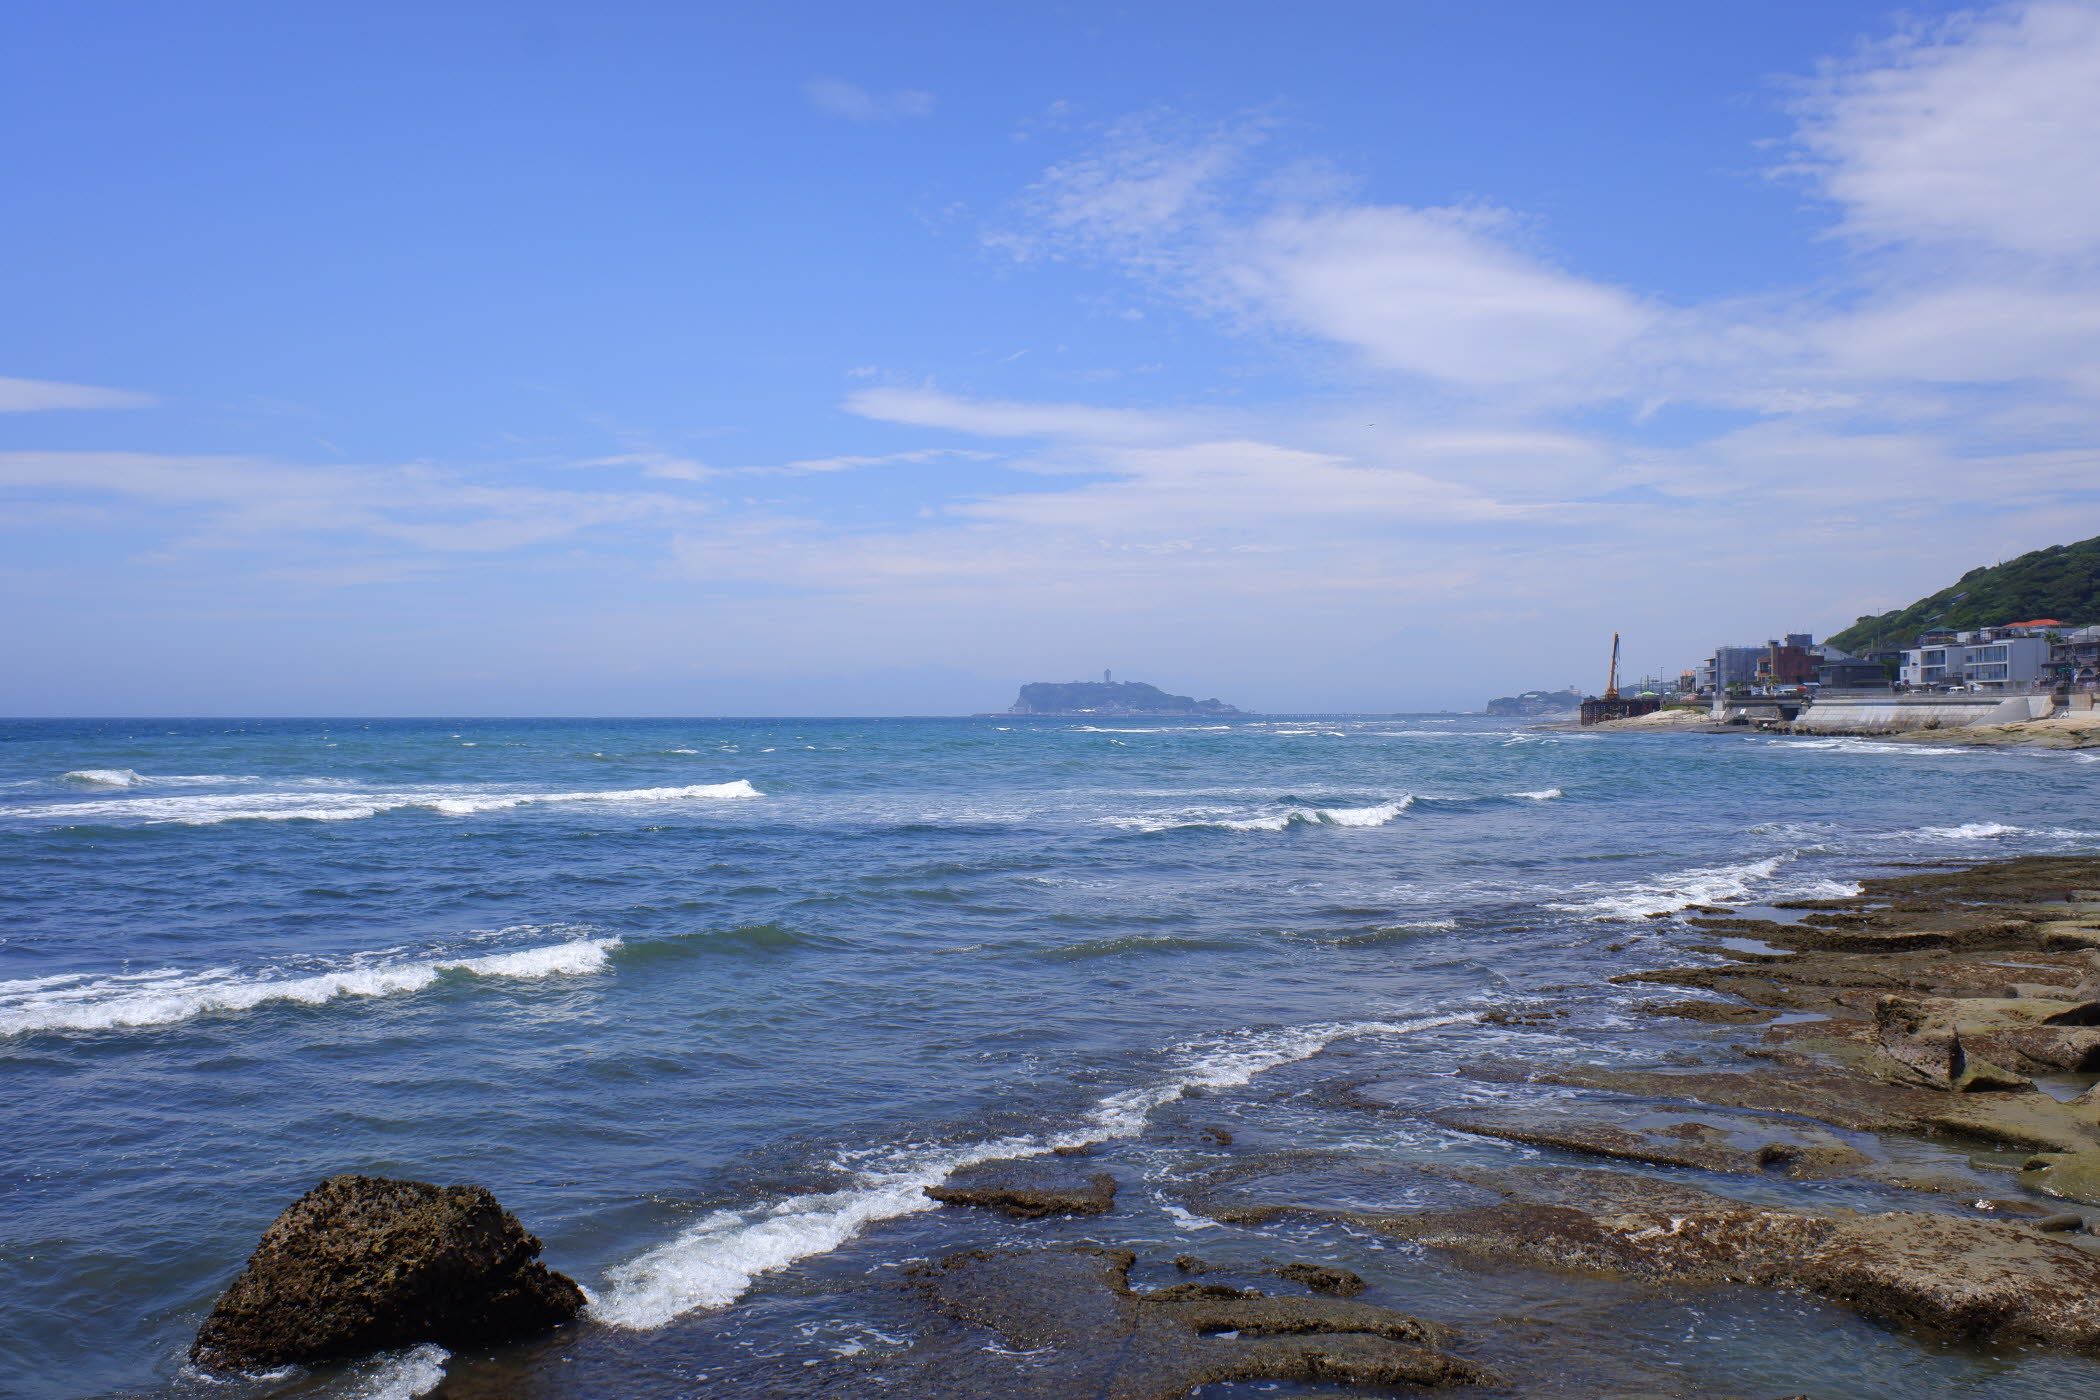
left=1556, top=705, right=2100, bottom=749
left=676, top=849, right=2100, bottom=1396
left=153, top=845, right=2100, bottom=1398
left=877, top=856, right=2100, bottom=1393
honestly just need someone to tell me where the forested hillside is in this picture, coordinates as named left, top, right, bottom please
left=1828, top=537, right=2100, bottom=655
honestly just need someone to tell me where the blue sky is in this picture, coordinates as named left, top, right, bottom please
left=6, top=1, right=2099, bottom=714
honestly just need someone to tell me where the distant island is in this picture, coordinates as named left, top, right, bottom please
left=1483, top=687, right=1583, bottom=717
left=1008, top=678, right=1243, bottom=716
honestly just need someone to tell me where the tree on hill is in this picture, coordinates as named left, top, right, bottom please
left=1827, top=536, right=2100, bottom=655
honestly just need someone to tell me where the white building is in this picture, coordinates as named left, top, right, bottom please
left=1900, top=634, right=2053, bottom=690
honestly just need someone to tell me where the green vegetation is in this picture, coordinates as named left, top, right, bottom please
left=1483, top=687, right=1584, bottom=716
left=1828, top=536, right=2100, bottom=655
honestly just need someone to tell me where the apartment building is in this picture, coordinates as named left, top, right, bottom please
left=1899, top=632, right=2053, bottom=689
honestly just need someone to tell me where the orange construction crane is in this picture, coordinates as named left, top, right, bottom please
left=1604, top=632, right=1621, bottom=700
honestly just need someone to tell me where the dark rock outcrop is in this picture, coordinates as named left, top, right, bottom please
left=925, top=1155, right=1117, bottom=1219
left=1524, top=1061, right=2100, bottom=1154
left=1276, top=1261, right=1368, bottom=1297
left=1171, top=1254, right=1367, bottom=1297
left=1869, top=994, right=2100, bottom=1090
left=1436, top=1106, right=1872, bottom=1180
left=191, top=1174, right=584, bottom=1372
left=901, top=1246, right=1491, bottom=1398
left=1646, top=998, right=1775, bottom=1024
left=2022, top=1149, right=2100, bottom=1207
left=1351, top=1173, right=2100, bottom=1348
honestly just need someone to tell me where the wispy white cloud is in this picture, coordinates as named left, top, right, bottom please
left=803, top=78, right=935, bottom=122
left=573, top=451, right=714, bottom=480
left=10, top=4, right=2100, bottom=710
left=989, top=113, right=1660, bottom=399
left=847, top=386, right=1203, bottom=442
left=1781, top=1, right=2100, bottom=402
left=1787, top=1, right=2100, bottom=259
left=575, top=443, right=994, bottom=478
left=0, top=450, right=708, bottom=559
left=0, top=376, right=156, bottom=412
left=758, top=447, right=993, bottom=475
left=1227, top=205, right=1654, bottom=387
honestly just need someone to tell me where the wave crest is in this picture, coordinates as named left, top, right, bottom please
left=0, top=938, right=619, bottom=1037
left=588, top=1012, right=1475, bottom=1330
left=1, top=780, right=762, bottom=828
left=1113, top=796, right=1414, bottom=834
left=1545, top=854, right=1859, bottom=921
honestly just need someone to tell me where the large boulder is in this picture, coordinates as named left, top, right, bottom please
left=191, top=1174, right=585, bottom=1371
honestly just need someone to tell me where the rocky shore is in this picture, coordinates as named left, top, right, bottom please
left=863, top=852, right=2100, bottom=1396
left=1572, top=706, right=2100, bottom=748
left=197, top=854, right=2100, bottom=1398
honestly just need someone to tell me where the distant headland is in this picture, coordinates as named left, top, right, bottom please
left=1482, top=687, right=1583, bottom=718
left=1006, top=675, right=1244, bottom=717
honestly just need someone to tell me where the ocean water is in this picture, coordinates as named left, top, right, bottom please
left=5, top=715, right=2100, bottom=1399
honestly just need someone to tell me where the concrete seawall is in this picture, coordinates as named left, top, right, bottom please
left=1790, top=693, right=2056, bottom=734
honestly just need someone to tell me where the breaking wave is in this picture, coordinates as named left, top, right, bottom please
left=1111, top=796, right=1414, bottom=834
left=1545, top=854, right=1859, bottom=921
left=588, top=1012, right=1475, bottom=1330
left=61, top=769, right=141, bottom=786
left=1766, top=738, right=1979, bottom=757
left=0, top=938, right=619, bottom=1036
left=1917, top=821, right=2023, bottom=839
left=0, top=780, right=762, bottom=828
left=1907, top=821, right=2100, bottom=841
left=345, top=1345, right=449, bottom=1399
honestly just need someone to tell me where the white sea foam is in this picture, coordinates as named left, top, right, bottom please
left=1316, top=799, right=1413, bottom=827
left=1111, top=796, right=1415, bottom=833
left=1916, top=821, right=2023, bottom=839
left=344, top=1345, right=449, bottom=1399
left=1768, top=738, right=1977, bottom=757
left=0, top=780, right=761, bottom=827
left=58, top=769, right=248, bottom=787
left=1509, top=788, right=1564, bottom=801
left=589, top=1012, right=1474, bottom=1330
left=0, top=938, right=619, bottom=1036
left=1905, top=821, right=2100, bottom=841
left=1546, top=854, right=1856, bottom=921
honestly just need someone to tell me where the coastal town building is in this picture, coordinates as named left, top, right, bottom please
left=1755, top=635, right=1818, bottom=687
left=1680, top=616, right=2098, bottom=707
left=1816, top=657, right=1890, bottom=689
left=1694, top=645, right=1765, bottom=693
left=2049, top=626, right=2100, bottom=686
left=1899, top=633, right=2053, bottom=689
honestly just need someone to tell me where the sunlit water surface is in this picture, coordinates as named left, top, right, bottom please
left=4, top=716, right=2099, bottom=1398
